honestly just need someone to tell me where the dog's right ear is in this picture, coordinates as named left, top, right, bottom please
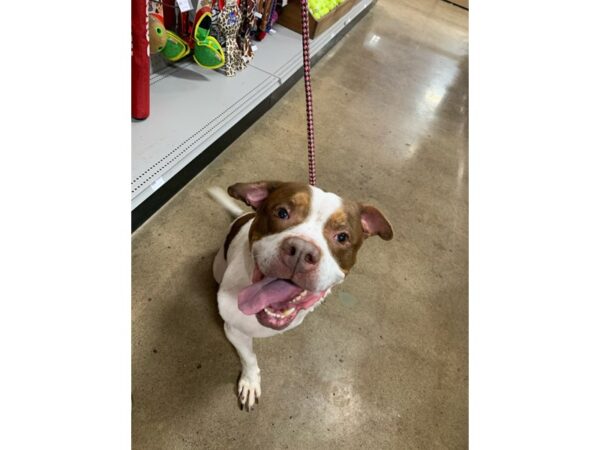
left=227, top=181, right=283, bottom=210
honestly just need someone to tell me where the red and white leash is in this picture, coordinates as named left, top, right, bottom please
left=300, top=0, right=317, bottom=186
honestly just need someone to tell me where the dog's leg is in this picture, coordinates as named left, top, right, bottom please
left=224, top=322, right=261, bottom=410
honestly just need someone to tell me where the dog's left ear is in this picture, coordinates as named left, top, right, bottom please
left=227, top=181, right=283, bottom=210
left=359, top=204, right=394, bottom=240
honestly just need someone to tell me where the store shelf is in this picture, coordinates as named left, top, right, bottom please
left=131, top=65, right=278, bottom=208
left=132, top=0, right=374, bottom=221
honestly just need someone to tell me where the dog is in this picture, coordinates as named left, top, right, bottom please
left=209, top=181, right=393, bottom=410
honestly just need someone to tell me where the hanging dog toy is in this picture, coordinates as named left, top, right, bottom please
left=216, top=0, right=248, bottom=77
left=192, top=5, right=226, bottom=69
left=300, top=0, right=317, bottom=186
left=148, top=3, right=190, bottom=61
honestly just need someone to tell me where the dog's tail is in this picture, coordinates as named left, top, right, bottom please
left=208, top=186, right=245, bottom=218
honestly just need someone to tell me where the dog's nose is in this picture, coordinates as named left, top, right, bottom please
left=280, top=237, right=321, bottom=273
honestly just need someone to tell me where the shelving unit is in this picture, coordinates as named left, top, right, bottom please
left=132, top=0, right=375, bottom=230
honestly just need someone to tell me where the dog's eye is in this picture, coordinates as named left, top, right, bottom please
left=277, top=207, right=289, bottom=219
left=336, top=232, right=349, bottom=243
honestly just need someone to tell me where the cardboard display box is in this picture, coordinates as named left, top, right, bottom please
left=277, top=0, right=357, bottom=39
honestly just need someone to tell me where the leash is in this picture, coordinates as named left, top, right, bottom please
left=300, top=0, right=317, bottom=186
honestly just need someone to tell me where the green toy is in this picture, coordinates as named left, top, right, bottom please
left=161, top=30, right=191, bottom=62
left=148, top=13, right=190, bottom=62
left=193, top=12, right=225, bottom=69
left=147, top=5, right=225, bottom=69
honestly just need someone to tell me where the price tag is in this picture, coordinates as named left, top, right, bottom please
left=176, top=0, right=193, bottom=12
left=151, top=177, right=165, bottom=191
left=253, top=11, right=263, bottom=18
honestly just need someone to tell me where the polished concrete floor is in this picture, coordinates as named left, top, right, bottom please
left=132, top=0, right=468, bottom=448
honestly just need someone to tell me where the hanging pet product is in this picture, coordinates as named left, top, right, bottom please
left=215, top=0, right=247, bottom=77
left=149, top=3, right=190, bottom=61
left=149, top=12, right=167, bottom=53
left=193, top=8, right=226, bottom=69
left=238, top=0, right=257, bottom=62
left=254, top=0, right=275, bottom=40
left=148, top=0, right=225, bottom=67
left=161, top=30, right=191, bottom=61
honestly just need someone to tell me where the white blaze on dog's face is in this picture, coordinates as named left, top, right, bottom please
left=228, top=181, right=393, bottom=330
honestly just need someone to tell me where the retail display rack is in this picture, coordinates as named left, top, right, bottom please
left=132, top=0, right=375, bottom=231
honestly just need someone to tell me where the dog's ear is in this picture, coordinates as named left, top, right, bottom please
left=359, top=204, right=394, bottom=240
left=227, top=181, right=283, bottom=210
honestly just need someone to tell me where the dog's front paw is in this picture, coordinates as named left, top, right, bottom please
left=238, top=370, right=261, bottom=411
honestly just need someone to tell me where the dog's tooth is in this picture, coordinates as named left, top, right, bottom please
left=265, top=305, right=296, bottom=319
left=282, top=307, right=296, bottom=317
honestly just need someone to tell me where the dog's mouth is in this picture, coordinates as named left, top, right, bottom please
left=237, top=266, right=327, bottom=330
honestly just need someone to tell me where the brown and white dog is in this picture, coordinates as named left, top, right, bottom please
left=210, top=181, right=393, bottom=410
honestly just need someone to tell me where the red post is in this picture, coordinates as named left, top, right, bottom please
left=132, top=0, right=150, bottom=120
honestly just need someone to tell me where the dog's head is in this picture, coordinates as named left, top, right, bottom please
left=228, top=181, right=393, bottom=330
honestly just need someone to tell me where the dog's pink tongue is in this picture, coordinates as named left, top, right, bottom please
left=238, top=277, right=303, bottom=315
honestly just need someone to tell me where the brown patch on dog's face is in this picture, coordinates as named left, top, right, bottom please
left=323, top=201, right=365, bottom=273
left=224, top=212, right=255, bottom=260
left=249, top=183, right=312, bottom=244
